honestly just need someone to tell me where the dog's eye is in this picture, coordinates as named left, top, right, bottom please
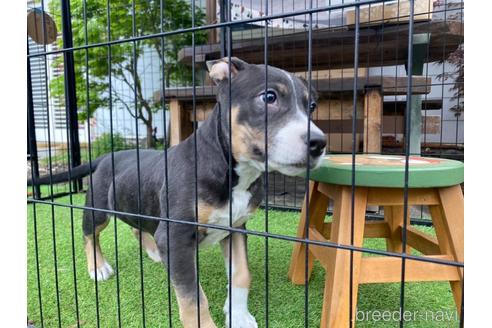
left=261, top=91, right=277, bottom=104
left=309, top=101, right=317, bottom=113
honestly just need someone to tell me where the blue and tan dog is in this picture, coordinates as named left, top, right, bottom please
left=29, top=58, right=326, bottom=327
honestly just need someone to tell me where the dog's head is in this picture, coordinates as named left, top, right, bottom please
left=207, top=57, right=326, bottom=176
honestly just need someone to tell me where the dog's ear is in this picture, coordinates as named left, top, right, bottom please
left=298, top=75, right=319, bottom=101
left=206, top=57, right=248, bottom=85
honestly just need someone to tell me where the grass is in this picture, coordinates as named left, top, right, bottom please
left=27, top=194, right=458, bottom=327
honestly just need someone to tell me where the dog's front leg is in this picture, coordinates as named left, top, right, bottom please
left=155, top=222, right=217, bottom=328
left=220, top=230, right=258, bottom=328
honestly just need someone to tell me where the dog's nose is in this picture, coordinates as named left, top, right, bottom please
left=308, top=136, right=326, bottom=157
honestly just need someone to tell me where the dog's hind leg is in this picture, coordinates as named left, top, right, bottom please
left=82, top=189, right=113, bottom=281
left=132, top=228, right=161, bottom=262
left=155, top=221, right=217, bottom=328
left=83, top=214, right=113, bottom=281
left=220, top=230, right=258, bottom=328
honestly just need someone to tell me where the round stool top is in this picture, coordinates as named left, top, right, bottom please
left=308, top=154, right=464, bottom=188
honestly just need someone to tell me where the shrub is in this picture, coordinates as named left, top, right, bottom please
left=91, top=133, right=130, bottom=158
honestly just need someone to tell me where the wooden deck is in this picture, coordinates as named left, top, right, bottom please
left=154, top=76, right=431, bottom=103
left=178, top=20, right=463, bottom=71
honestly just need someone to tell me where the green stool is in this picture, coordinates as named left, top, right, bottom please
left=288, top=154, right=464, bottom=328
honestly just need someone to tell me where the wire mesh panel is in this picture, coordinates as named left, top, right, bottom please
left=27, top=0, right=464, bottom=327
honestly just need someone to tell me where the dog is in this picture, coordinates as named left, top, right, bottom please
left=28, top=57, right=326, bottom=328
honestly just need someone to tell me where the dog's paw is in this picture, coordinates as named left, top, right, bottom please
left=89, top=261, right=113, bottom=281
left=146, top=248, right=162, bottom=263
left=224, top=310, right=258, bottom=328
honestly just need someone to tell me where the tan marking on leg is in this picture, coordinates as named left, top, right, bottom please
left=84, top=220, right=110, bottom=274
left=221, top=234, right=257, bottom=327
left=197, top=202, right=214, bottom=224
left=84, top=235, right=106, bottom=274
left=231, top=233, right=251, bottom=289
left=132, top=228, right=161, bottom=262
left=95, top=219, right=110, bottom=234
left=175, top=285, right=217, bottom=328
left=222, top=233, right=251, bottom=289
left=197, top=201, right=216, bottom=233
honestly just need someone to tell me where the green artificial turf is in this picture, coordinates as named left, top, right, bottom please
left=27, top=194, right=459, bottom=327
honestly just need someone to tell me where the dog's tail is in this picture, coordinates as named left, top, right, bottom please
left=27, top=156, right=105, bottom=186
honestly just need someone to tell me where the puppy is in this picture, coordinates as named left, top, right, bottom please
left=29, top=57, right=326, bottom=328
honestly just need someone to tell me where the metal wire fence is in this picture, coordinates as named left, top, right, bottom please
left=27, top=0, right=464, bottom=327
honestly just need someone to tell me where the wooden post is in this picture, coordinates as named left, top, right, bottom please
left=288, top=182, right=330, bottom=284
left=169, top=99, right=183, bottom=147
left=206, top=0, right=217, bottom=44
left=384, top=206, right=412, bottom=254
left=321, top=186, right=368, bottom=327
left=363, top=87, right=383, bottom=154
left=363, top=88, right=382, bottom=212
left=405, top=33, right=429, bottom=156
left=430, top=185, right=464, bottom=314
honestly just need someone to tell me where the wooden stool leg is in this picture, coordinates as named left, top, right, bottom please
left=321, top=186, right=368, bottom=328
left=170, top=99, right=183, bottom=146
left=430, top=185, right=464, bottom=314
left=288, top=182, right=329, bottom=284
left=384, top=206, right=412, bottom=254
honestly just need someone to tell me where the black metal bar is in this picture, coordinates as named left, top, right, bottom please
left=27, top=197, right=464, bottom=268
left=32, top=189, right=439, bottom=228
left=27, top=54, right=41, bottom=199
left=39, top=0, right=62, bottom=325
left=61, top=22, right=81, bottom=327
left=80, top=0, right=101, bottom=325
left=263, top=0, right=270, bottom=325
left=129, top=0, right=146, bottom=326
left=350, top=1, right=361, bottom=326
left=191, top=0, right=201, bottom=325
left=400, top=1, right=416, bottom=326
left=390, top=0, right=401, bottom=152
left=159, top=1, right=173, bottom=326
left=219, top=0, right=228, bottom=56
left=27, top=193, right=435, bottom=227
left=340, top=0, right=346, bottom=152
left=261, top=205, right=435, bottom=226
left=106, top=1, right=122, bottom=326
left=29, top=198, right=44, bottom=328
left=460, top=271, right=464, bottom=327
left=226, top=0, right=233, bottom=326
left=304, top=0, right=315, bottom=326
left=65, top=94, right=81, bottom=326
left=60, top=0, right=82, bottom=191
left=438, top=1, right=450, bottom=159
left=27, top=44, right=44, bottom=327
left=420, top=0, right=433, bottom=222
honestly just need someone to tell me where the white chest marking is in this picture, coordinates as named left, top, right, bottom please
left=200, top=162, right=261, bottom=247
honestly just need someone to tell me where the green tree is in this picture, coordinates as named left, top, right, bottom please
left=49, top=0, right=206, bottom=148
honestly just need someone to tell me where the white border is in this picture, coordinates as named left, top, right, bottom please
left=1, top=1, right=27, bottom=327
